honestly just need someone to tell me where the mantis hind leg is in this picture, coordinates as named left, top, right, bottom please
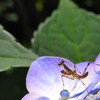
left=82, top=61, right=100, bottom=75
left=82, top=62, right=91, bottom=75
left=61, top=75, right=75, bottom=90
left=80, top=79, right=89, bottom=93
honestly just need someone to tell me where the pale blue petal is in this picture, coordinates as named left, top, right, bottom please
left=26, top=56, right=76, bottom=99
left=90, top=82, right=100, bottom=94
left=21, top=93, right=49, bottom=100
left=24, top=55, right=100, bottom=100
left=94, top=54, right=100, bottom=75
left=70, top=61, right=100, bottom=99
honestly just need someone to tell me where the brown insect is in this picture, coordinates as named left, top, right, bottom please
left=58, top=60, right=100, bottom=94
left=58, top=60, right=91, bottom=91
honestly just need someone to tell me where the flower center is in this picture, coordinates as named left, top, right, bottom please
left=60, top=89, right=70, bottom=98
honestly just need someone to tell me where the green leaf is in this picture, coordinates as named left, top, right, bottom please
left=0, top=25, right=38, bottom=72
left=32, top=0, right=100, bottom=63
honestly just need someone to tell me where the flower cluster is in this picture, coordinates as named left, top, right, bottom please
left=22, top=54, right=100, bottom=100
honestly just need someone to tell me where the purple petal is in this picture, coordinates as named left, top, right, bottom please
left=70, top=61, right=100, bottom=99
left=95, top=54, right=100, bottom=64
left=90, top=82, right=100, bottom=94
left=21, top=93, right=40, bottom=100
left=24, top=55, right=100, bottom=100
left=22, top=93, right=50, bottom=100
left=26, top=56, right=78, bottom=99
left=94, top=54, right=100, bottom=74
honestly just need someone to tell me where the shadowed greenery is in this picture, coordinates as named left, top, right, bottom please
left=0, top=25, right=38, bottom=71
left=32, top=0, right=100, bottom=63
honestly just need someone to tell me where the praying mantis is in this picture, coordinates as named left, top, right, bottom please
left=58, top=60, right=100, bottom=92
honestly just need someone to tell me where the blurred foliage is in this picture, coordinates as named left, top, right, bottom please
left=35, top=0, right=45, bottom=11
left=0, top=0, right=17, bottom=21
left=85, top=0, right=93, bottom=7
left=0, top=0, right=59, bottom=44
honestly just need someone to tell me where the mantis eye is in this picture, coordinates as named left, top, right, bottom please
left=60, top=89, right=70, bottom=98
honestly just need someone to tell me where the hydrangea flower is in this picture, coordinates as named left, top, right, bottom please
left=85, top=91, right=100, bottom=100
left=22, top=54, right=100, bottom=100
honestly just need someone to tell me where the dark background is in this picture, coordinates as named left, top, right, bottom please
left=0, top=0, right=100, bottom=100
